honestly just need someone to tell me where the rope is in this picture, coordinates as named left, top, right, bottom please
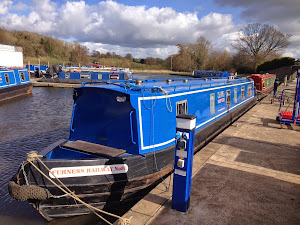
left=21, top=163, right=29, bottom=185
left=150, top=104, right=170, bottom=192
left=26, top=151, right=130, bottom=225
left=50, top=193, right=73, bottom=199
left=142, top=90, right=157, bottom=110
left=159, top=87, right=172, bottom=112
left=142, top=92, right=171, bottom=192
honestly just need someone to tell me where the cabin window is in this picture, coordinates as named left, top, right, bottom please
left=210, top=93, right=215, bottom=115
left=65, top=73, right=70, bottom=79
left=241, top=86, right=245, bottom=99
left=176, top=100, right=187, bottom=115
left=234, top=88, right=237, bottom=103
left=4, top=73, right=9, bottom=83
left=248, top=85, right=252, bottom=96
left=226, top=90, right=231, bottom=109
left=110, top=74, right=119, bottom=80
left=20, top=72, right=26, bottom=81
left=98, top=74, right=102, bottom=79
left=80, top=73, right=91, bottom=79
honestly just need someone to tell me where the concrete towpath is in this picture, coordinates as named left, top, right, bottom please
left=115, top=81, right=300, bottom=225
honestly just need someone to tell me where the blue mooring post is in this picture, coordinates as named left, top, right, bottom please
left=172, top=114, right=197, bottom=212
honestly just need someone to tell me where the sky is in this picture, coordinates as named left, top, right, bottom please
left=0, top=0, right=299, bottom=59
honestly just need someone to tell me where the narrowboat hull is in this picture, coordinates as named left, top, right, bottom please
left=9, top=96, right=256, bottom=220
left=0, top=82, right=32, bottom=102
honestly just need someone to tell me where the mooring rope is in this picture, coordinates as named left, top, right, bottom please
left=21, top=163, right=29, bottom=185
left=26, top=151, right=131, bottom=225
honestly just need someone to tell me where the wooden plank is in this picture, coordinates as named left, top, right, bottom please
left=62, top=140, right=126, bottom=157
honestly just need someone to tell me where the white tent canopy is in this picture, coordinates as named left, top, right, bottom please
left=0, top=44, right=23, bottom=67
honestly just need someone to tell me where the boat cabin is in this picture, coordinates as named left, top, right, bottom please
left=47, top=77, right=256, bottom=158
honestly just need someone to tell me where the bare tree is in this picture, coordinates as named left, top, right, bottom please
left=70, top=42, right=89, bottom=65
left=125, top=53, right=133, bottom=61
left=172, top=44, right=191, bottom=72
left=233, top=23, right=291, bottom=69
left=207, top=49, right=233, bottom=71
left=188, top=36, right=211, bottom=70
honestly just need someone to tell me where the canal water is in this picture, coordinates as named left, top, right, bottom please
left=0, top=74, right=183, bottom=225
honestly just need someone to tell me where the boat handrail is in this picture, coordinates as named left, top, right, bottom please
left=81, top=77, right=250, bottom=93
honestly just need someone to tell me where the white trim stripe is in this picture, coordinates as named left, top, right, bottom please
left=196, top=96, right=254, bottom=129
left=137, top=81, right=254, bottom=151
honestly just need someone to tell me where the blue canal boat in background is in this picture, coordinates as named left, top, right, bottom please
left=41, top=68, right=132, bottom=83
left=9, top=76, right=256, bottom=220
left=26, top=64, right=49, bottom=75
left=193, top=70, right=231, bottom=78
left=0, top=68, right=32, bottom=102
left=57, top=70, right=131, bottom=82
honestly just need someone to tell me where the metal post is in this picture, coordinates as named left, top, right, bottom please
left=28, top=61, right=31, bottom=81
left=171, top=55, right=173, bottom=71
left=284, top=75, right=287, bottom=86
left=38, top=58, right=41, bottom=77
left=172, top=114, right=197, bottom=213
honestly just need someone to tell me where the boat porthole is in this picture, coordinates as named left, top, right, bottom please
left=4, top=73, right=10, bottom=83
left=20, top=72, right=26, bottom=81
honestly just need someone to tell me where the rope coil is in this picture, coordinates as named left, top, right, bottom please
left=25, top=151, right=130, bottom=225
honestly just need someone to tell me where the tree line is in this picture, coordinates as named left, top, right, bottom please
left=0, top=27, right=89, bottom=65
left=168, top=23, right=292, bottom=73
left=0, top=23, right=292, bottom=73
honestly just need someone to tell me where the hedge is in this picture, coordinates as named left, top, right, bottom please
left=257, top=57, right=295, bottom=72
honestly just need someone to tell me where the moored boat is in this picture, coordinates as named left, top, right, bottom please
left=249, top=73, right=276, bottom=93
left=0, top=68, right=32, bottom=102
left=193, top=70, right=232, bottom=78
left=9, top=76, right=257, bottom=220
left=41, top=65, right=132, bottom=83
left=57, top=70, right=131, bottom=83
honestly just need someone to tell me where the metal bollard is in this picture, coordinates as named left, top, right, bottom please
left=172, top=114, right=197, bottom=213
left=284, top=75, right=287, bottom=86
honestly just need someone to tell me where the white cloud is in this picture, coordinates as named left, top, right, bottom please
left=0, top=0, right=243, bottom=58
left=214, top=0, right=300, bottom=58
left=83, top=42, right=179, bottom=59
left=0, top=0, right=12, bottom=14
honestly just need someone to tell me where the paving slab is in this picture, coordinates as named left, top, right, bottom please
left=115, top=82, right=300, bottom=225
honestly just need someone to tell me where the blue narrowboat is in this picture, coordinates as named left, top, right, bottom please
left=193, top=70, right=231, bottom=78
left=59, top=70, right=129, bottom=81
left=42, top=70, right=131, bottom=83
left=0, top=68, right=32, bottom=102
left=9, top=76, right=256, bottom=220
left=26, top=64, right=49, bottom=75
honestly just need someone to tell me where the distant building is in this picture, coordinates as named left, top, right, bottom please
left=0, top=44, right=23, bottom=67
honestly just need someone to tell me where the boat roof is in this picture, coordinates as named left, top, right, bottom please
left=0, top=67, right=26, bottom=72
left=78, top=77, right=253, bottom=95
left=251, top=74, right=276, bottom=78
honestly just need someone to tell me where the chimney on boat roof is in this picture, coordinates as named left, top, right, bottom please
left=183, top=79, right=188, bottom=83
left=166, top=79, right=172, bottom=84
left=135, top=80, right=142, bottom=85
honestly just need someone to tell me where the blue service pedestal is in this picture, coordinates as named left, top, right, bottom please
left=172, top=114, right=197, bottom=213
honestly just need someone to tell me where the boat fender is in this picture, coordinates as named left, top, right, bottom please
left=8, top=181, right=51, bottom=201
